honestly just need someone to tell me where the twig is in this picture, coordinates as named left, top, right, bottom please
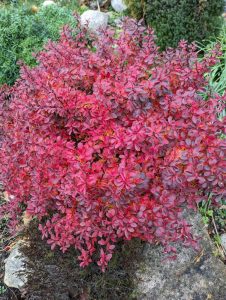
left=212, top=214, right=218, bottom=234
left=97, top=0, right=100, bottom=11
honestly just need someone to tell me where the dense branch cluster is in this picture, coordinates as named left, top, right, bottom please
left=0, top=19, right=225, bottom=271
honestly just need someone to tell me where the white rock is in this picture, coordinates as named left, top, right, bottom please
left=42, top=0, right=56, bottom=7
left=111, top=0, right=127, bottom=13
left=4, top=242, right=29, bottom=289
left=220, top=233, right=226, bottom=251
left=80, top=10, right=109, bottom=33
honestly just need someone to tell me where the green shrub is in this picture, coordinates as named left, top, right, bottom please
left=125, top=0, right=224, bottom=50
left=1, top=1, right=80, bottom=10
left=0, top=5, right=76, bottom=85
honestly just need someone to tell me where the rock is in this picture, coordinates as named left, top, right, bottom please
left=135, top=212, right=226, bottom=300
left=220, top=233, right=226, bottom=251
left=80, top=10, right=109, bottom=33
left=42, top=0, right=56, bottom=7
left=4, top=241, right=29, bottom=290
left=111, top=0, right=127, bottom=13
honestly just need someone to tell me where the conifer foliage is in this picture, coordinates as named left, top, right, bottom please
left=125, top=0, right=224, bottom=49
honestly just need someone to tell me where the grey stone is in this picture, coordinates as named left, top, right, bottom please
left=220, top=233, right=226, bottom=251
left=42, top=0, right=56, bottom=7
left=135, top=212, right=226, bottom=300
left=80, top=10, right=109, bottom=33
left=4, top=241, right=29, bottom=289
left=111, top=0, right=127, bottom=13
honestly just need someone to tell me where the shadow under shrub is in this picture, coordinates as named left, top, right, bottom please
left=20, top=221, right=144, bottom=299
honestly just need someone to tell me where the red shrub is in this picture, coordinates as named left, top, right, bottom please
left=0, top=19, right=225, bottom=271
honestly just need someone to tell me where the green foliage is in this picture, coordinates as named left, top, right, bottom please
left=0, top=285, right=7, bottom=295
left=200, top=23, right=226, bottom=97
left=198, top=23, right=226, bottom=255
left=0, top=4, right=76, bottom=85
left=214, top=203, right=226, bottom=232
left=1, top=1, right=80, bottom=10
left=57, top=0, right=80, bottom=10
left=125, top=0, right=224, bottom=50
left=124, top=0, right=145, bottom=20
left=199, top=195, right=214, bottom=225
left=199, top=197, right=226, bottom=255
left=198, top=23, right=226, bottom=122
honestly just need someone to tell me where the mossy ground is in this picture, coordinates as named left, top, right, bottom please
left=17, top=221, right=145, bottom=300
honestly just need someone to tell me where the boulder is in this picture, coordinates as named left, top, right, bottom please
left=135, top=212, right=226, bottom=300
left=111, top=0, right=127, bottom=13
left=80, top=10, right=109, bottom=32
left=4, top=241, right=30, bottom=290
left=42, top=0, right=56, bottom=7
